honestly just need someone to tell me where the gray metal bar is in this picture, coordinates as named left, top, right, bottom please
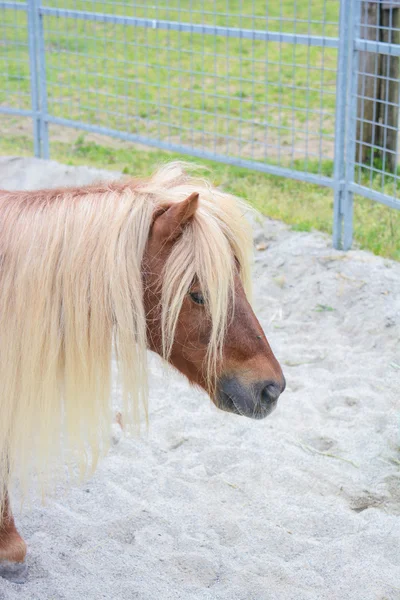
left=36, top=0, right=49, bottom=158
left=355, top=38, right=400, bottom=56
left=44, top=116, right=335, bottom=188
left=0, top=2, right=26, bottom=10
left=0, top=107, right=34, bottom=117
left=348, top=182, right=400, bottom=210
left=333, top=0, right=350, bottom=249
left=342, top=0, right=362, bottom=251
left=38, top=7, right=340, bottom=48
left=27, top=0, right=40, bottom=157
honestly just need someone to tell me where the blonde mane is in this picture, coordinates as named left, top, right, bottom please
left=0, top=162, right=253, bottom=510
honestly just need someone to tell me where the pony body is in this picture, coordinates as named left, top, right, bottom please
left=0, top=163, right=254, bottom=510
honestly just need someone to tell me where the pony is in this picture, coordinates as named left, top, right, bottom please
left=0, top=162, right=285, bottom=581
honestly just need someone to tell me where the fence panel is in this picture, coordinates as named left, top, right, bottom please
left=0, top=0, right=399, bottom=250
left=35, top=0, right=339, bottom=188
left=341, top=0, right=400, bottom=248
left=0, top=0, right=40, bottom=155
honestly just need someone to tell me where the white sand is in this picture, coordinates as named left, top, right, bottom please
left=0, top=156, right=399, bottom=600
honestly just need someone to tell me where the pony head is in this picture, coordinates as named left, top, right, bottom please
left=142, top=163, right=285, bottom=419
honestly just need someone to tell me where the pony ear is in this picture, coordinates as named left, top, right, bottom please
left=152, top=192, right=199, bottom=242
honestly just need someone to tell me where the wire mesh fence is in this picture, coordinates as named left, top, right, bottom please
left=0, top=2, right=31, bottom=115
left=0, top=0, right=399, bottom=249
left=36, top=0, right=339, bottom=183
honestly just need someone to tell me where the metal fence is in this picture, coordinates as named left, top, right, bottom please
left=1, top=0, right=399, bottom=249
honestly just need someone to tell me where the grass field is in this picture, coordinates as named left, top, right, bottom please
left=1, top=1, right=339, bottom=170
left=0, top=1, right=399, bottom=260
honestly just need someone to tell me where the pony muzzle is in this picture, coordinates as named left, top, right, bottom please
left=216, top=375, right=286, bottom=420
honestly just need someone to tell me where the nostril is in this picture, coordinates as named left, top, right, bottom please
left=261, top=382, right=281, bottom=404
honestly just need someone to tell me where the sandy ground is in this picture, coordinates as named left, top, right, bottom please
left=0, top=156, right=399, bottom=600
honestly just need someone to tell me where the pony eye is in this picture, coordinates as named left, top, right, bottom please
left=190, top=291, right=205, bottom=306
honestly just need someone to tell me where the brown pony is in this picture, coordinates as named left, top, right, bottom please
left=0, top=162, right=284, bottom=582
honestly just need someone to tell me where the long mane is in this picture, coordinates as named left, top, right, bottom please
left=0, top=162, right=253, bottom=510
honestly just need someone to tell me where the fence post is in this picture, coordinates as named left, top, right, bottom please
left=27, top=0, right=41, bottom=157
left=333, top=0, right=351, bottom=249
left=377, top=3, right=399, bottom=173
left=342, top=0, right=362, bottom=250
left=357, top=1, right=400, bottom=173
left=35, top=0, right=49, bottom=159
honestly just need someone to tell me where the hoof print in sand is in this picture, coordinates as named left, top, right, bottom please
left=350, top=493, right=386, bottom=513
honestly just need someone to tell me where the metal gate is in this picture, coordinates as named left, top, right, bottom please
left=0, top=0, right=399, bottom=250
